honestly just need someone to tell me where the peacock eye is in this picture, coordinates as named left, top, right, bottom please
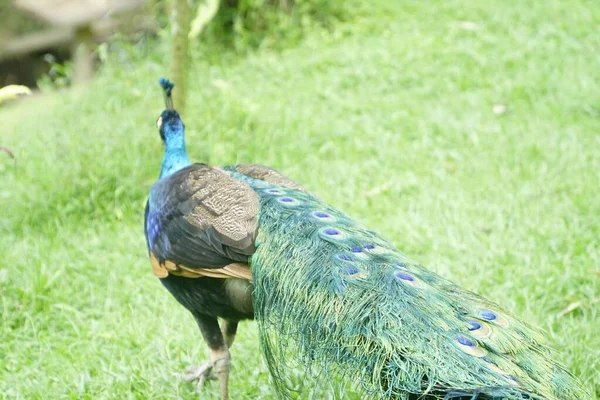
left=156, top=116, right=163, bottom=129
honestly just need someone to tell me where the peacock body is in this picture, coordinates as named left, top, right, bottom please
left=144, top=79, right=588, bottom=399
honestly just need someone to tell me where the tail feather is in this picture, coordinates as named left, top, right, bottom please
left=235, top=174, right=587, bottom=399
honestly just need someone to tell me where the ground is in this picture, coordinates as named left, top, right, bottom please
left=0, top=0, right=598, bottom=398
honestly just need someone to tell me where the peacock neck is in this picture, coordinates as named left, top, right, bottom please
left=160, top=136, right=191, bottom=178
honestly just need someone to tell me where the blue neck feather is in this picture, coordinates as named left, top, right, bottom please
left=160, top=126, right=191, bottom=179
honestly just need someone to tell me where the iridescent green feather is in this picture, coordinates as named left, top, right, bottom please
left=228, top=172, right=588, bottom=400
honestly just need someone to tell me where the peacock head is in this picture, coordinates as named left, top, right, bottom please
left=156, top=78, right=184, bottom=143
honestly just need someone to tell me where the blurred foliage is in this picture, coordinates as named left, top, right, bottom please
left=2, top=0, right=360, bottom=90
left=189, top=0, right=220, bottom=39
left=206, top=0, right=360, bottom=50
left=36, top=54, right=73, bottom=91
left=149, top=0, right=361, bottom=51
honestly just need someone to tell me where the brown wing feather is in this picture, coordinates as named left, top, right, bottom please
left=180, top=165, right=259, bottom=250
left=150, top=250, right=252, bottom=280
left=146, top=164, right=260, bottom=279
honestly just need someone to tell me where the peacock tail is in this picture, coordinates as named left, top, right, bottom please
left=223, top=167, right=588, bottom=400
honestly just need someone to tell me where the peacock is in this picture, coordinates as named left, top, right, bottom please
left=143, top=78, right=588, bottom=400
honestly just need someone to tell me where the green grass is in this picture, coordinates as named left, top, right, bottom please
left=1, top=0, right=599, bottom=398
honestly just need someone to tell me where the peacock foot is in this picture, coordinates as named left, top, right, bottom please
left=182, top=362, right=217, bottom=392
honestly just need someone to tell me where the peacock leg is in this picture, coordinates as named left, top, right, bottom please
left=183, top=312, right=232, bottom=399
left=210, top=346, right=231, bottom=400
left=221, top=320, right=238, bottom=348
left=182, top=362, right=215, bottom=387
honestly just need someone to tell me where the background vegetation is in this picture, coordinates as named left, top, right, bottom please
left=1, top=0, right=599, bottom=398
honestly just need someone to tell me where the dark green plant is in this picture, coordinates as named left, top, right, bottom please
left=207, top=0, right=358, bottom=49
left=149, top=0, right=359, bottom=51
left=36, top=55, right=73, bottom=91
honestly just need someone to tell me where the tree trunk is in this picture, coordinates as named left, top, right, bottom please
left=169, top=0, right=191, bottom=117
left=71, top=24, right=94, bottom=84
